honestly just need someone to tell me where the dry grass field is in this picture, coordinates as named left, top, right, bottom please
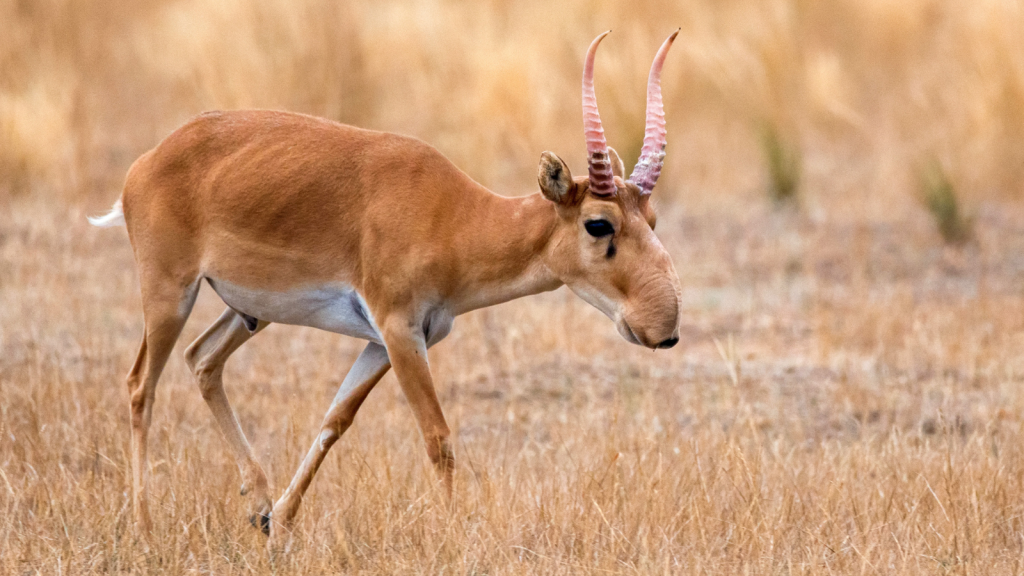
left=4, top=0, right=1024, bottom=574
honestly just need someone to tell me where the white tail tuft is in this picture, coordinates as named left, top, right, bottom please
left=87, top=199, right=126, bottom=228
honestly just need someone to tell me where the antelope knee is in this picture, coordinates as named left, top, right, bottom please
left=317, top=414, right=353, bottom=450
left=129, top=390, right=147, bottom=427
left=318, top=405, right=359, bottom=449
left=187, top=359, right=224, bottom=401
left=183, top=342, right=200, bottom=372
left=317, top=428, right=339, bottom=450
left=425, top=434, right=454, bottom=468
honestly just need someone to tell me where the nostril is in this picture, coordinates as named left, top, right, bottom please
left=657, top=337, right=679, bottom=349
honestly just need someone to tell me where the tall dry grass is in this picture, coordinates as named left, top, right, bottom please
left=4, top=0, right=1024, bottom=574
left=5, top=198, right=1024, bottom=573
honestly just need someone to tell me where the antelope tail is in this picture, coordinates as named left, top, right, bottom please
left=87, top=199, right=126, bottom=228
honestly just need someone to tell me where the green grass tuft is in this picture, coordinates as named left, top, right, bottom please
left=759, top=123, right=801, bottom=205
left=920, top=162, right=972, bottom=245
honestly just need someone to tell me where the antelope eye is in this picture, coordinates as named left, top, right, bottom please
left=584, top=219, right=614, bottom=238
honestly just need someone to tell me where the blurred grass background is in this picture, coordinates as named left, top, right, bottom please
left=3, top=0, right=1023, bottom=212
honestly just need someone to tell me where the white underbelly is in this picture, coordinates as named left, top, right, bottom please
left=207, top=278, right=383, bottom=343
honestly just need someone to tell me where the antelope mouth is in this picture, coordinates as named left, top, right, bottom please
left=617, top=320, right=643, bottom=347
left=618, top=319, right=680, bottom=350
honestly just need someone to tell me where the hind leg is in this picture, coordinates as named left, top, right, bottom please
left=127, top=277, right=200, bottom=534
left=184, top=307, right=273, bottom=531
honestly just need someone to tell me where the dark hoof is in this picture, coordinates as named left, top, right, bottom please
left=250, top=512, right=271, bottom=536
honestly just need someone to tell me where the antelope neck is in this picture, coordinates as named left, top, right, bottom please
left=447, top=190, right=563, bottom=315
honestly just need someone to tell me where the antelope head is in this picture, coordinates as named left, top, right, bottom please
left=538, top=31, right=682, bottom=350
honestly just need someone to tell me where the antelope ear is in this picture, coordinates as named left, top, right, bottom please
left=608, top=147, right=625, bottom=179
left=538, top=152, right=574, bottom=204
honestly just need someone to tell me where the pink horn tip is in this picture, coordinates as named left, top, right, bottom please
left=583, top=30, right=616, bottom=198
left=629, top=29, right=679, bottom=195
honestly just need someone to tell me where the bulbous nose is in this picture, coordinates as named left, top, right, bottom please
left=656, top=336, right=678, bottom=349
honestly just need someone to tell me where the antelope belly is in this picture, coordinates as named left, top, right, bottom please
left=206, top=278, right=383, bottom=343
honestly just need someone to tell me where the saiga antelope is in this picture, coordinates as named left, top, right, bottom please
left=90, top=31, right=682, bottom=543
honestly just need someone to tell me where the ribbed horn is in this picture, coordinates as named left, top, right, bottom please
left=629, top=29, right=679, bottom=195
left=583, top=31, right=616, bottom=197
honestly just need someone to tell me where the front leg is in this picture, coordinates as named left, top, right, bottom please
left=268, top=342, right=391, bottom=548
left=382, top=317, right=454, bottom=497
